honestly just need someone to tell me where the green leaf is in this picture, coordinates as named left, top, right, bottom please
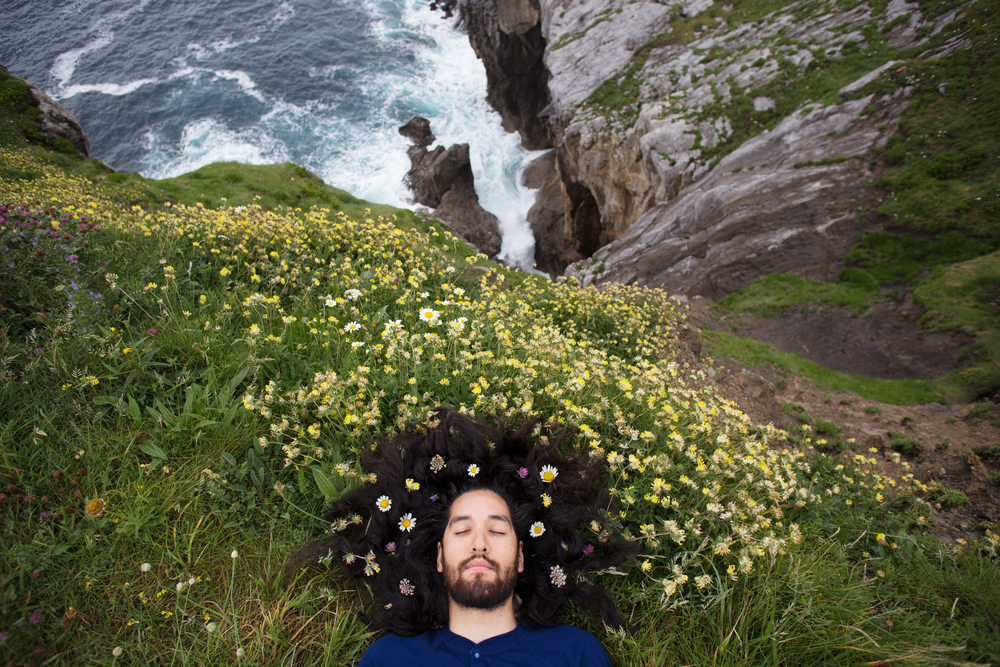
left=312, top=466, right=340, bottom=502
left=126, top=395, right=142, bottom=422
left=139, top=440, right=168, bottom=461
left=228, top=366, right=251, bottom=392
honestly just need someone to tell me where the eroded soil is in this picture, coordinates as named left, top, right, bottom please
left=671, top=297, right=1000, bottom=545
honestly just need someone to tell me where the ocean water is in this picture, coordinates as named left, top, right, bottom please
left=0, top=0, right=542, bottom=268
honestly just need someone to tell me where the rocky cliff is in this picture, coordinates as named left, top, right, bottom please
left=1, top=62, right=91, bottom=157
left=457, top=0, right=968, bottom=287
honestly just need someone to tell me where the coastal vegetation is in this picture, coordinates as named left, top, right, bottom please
left=681, top=0, right=1000, bottom=401
left=2, top=68, right=999, bottom=666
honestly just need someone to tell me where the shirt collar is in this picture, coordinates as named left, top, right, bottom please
left=441, top=623, right=527, bottom=652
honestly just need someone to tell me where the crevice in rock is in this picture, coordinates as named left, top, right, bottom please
left=566, top=182, right=601, bottom=260
left=459, top=0, right=552, bottom=151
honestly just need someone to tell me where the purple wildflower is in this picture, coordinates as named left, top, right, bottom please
left=518, top=467, right=529, bottom=479
left=385, top=541, right=396, bottom=552
left=29, top=610, right=41, bottom=625
left=583, top=544, right=595, bottom=557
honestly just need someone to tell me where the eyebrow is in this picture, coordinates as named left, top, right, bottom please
left=449, top=514, right=512, bottom=528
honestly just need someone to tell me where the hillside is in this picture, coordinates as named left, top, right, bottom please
left=453, top=0, right=1000, bottom=406
left=2, top=61, right=1000, bottom=667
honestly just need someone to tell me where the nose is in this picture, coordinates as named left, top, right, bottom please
left=471, top=526, right=489, bottom=553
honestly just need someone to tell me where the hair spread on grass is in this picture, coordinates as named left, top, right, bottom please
left=303, top=406, right=637, bottom=636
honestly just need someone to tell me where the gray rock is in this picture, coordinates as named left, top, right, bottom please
left=498, top=0, right=541, bottom=34
left=565, top=93, right=908, bottom=297
left=434, top=178, right=503, bottom=257
left=753, top=97, right=775, bottom=112
left=461, top=0, right=551, bottom=149
left=26, top=83, right=90, bottom=157
left=399, top=116, right=435, bottom=147
left=462, top=0, right=967, bottom=280
left=400, top=118, right=502, bottom=256
left=405, top=143, right=471, bottom=209
left=520, top=149, right=555, bottom=189
left=839, top=61, right=901, bottom=98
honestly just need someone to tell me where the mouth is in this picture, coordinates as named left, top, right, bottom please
left=464, top=558, right=494, bottom=572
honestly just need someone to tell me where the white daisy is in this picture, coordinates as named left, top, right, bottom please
left=540, top=465, right=559, bottom=483
left=398, top=513, right=416, bottom=532
left=467, top=463, right=480, bottom=477
left=419, top=307, right=439, bottom=322
left=344, top=321, right=361, bottom=333
left=325, top=297, right=336, bottom=307
left=376, top=495, right=392, bottom=512
left=529, top=521, right=545, bottom=538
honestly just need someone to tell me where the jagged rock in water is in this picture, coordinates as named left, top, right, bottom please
left=400, top=117, right=501, bottom=257
left=434, top=177, right=502, bottom=257
left=398, top=116, right=435, bottom=147
left=405, top=143, right=471, bottom=209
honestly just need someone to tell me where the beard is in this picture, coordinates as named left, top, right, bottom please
left=441, top=555, right=518, bottom=611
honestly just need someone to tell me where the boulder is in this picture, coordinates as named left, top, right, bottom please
left=26, top=83, right=90, bottom=157
left=498, top=0, right=541, bottom=35
left=400, top=118, right=502, bottom=257
left=398, top=116, right=435, bottom=147
left=405, top=143, right=471, bottom=208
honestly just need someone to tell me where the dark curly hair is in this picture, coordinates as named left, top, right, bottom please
left=306, top=407, right=637, bottom=636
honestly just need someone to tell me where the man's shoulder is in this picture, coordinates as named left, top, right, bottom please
left=516, top=624, right=611, bottom=666
left=358, top=629, right=444, bottom=666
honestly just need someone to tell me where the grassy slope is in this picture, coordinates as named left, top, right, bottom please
left=2, top=70, right=999, bottom=667
left=710, top=0, right=1000, bottom=401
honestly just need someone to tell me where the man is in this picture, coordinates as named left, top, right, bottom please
left=317, top=408, right=633, bottom=665
left=358, top=488, right=612, bottom=665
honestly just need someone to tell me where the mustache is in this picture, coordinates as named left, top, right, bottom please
left=460, top=555, right=499, bottom=570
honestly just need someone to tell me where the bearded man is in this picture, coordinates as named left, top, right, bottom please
left=314, top=408, right=634, bottom=666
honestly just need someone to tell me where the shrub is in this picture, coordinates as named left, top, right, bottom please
left=888, top=431, right=925, bottom=455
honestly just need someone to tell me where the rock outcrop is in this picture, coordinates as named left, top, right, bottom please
left=566, top=91, right=907, bottom=296
left=458, top=0, right=965, bottom=282
left=400, top=117, right=502, bottom=257
left=459, top=0, right=552, bottom=151
left=1, top=63, right=90, bottom=157
left=27, top=83, right=91, bottom=157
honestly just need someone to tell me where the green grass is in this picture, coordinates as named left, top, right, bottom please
left=717, top=273, right=877, bottom=316
left=705, top=329, right=950, bottom=404
left=3, top=26, right=1000, bottom=667
left=888, top=431, right=926, bottom=455
left=716, top=1, right=1000, bottom=400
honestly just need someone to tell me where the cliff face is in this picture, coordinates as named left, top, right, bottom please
left=459, top=0, right=967, bottom=286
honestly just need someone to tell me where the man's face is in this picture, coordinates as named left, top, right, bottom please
left=437, top=489, right=524, bottom=611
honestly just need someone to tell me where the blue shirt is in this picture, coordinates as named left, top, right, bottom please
left=358, top=623, right=613, bottom=667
